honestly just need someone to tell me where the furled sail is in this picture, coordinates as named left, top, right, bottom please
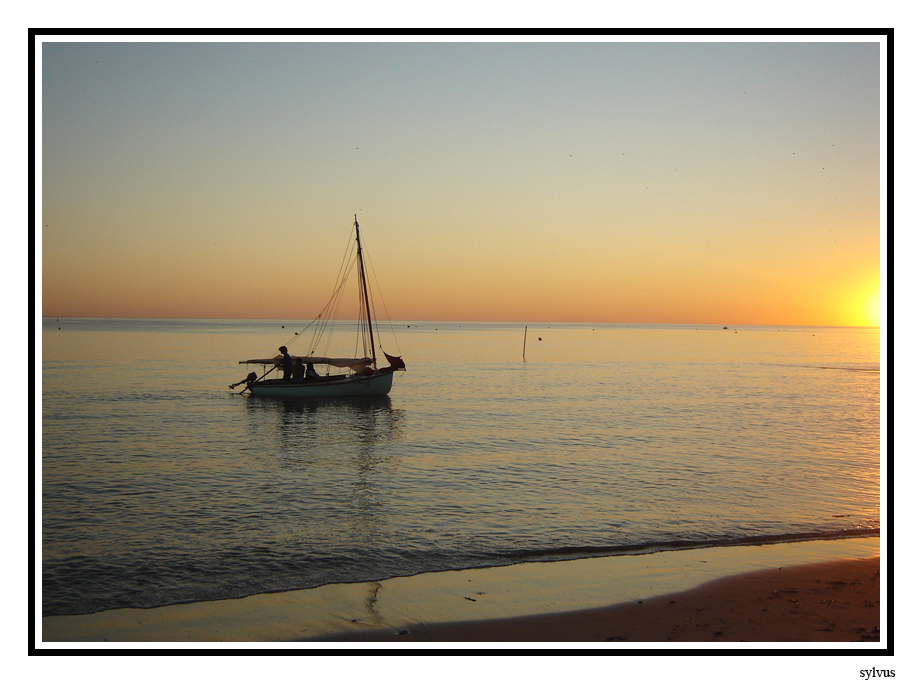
left=239, top=355, right=373, bottom=373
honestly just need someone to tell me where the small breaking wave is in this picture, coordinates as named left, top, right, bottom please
left=490, top=528, right=880, bottom=563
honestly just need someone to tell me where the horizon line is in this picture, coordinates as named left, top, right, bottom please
left=39, top=315, right=881, bottom=330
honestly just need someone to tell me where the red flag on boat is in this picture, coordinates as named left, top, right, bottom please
left=383, top=351, right=405, bottom=370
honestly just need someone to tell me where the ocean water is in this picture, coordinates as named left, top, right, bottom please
left=40, top=318, right=880, bottom=616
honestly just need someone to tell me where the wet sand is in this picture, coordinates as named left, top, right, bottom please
left=323, top=556, right=880, bottom=642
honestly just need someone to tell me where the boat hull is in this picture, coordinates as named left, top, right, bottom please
left=247, top=371, right=394, bottom=398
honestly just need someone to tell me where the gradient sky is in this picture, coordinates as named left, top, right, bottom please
left=40, top=39, right=882, bottom=326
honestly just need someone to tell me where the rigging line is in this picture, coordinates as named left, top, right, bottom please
left=280, top=315, right=321, bottom=353
left=273, top=223, right=357, bottom=358
left=315, top=286, right=337, bottom=342
left=353, top=279, right=364, bottom=360
left=330, top=224, right=357, bottom=305
left=273, top=316, right=319, bottom=360
left=363, top=244, right=402, bottom=357
left=323, top=251, right=356, bottom=322
left=293, top=315, right=320, bottom=341
left=271, top=307, right=324, bottom=358
left=359, top=257, right=373, bottom=360
left=354, top=216, right=377, bottom=366
left=309, top=226, right=358, bottom=355
left=368, top=288, right=385, bottom=358
left=313, top=254, right=357, bottom=357
left=320, top=267, right=351, bottom=356
left=287, top=305, right=333, bottom=351
left=361, top=279, right=369, bottom=358
left=323, top=257, right=358, bottom=359
left=309, top=296, right=334, bottom=355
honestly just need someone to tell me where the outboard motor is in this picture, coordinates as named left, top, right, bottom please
left=229, top=371, right=259, bottom=390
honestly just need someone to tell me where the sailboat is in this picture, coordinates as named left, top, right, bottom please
left=234, top=216, right=405, bottom=398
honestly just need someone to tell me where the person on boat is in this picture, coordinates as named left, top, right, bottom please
left=305, top=363, right=321, bottom=382
left=292, top=359, right=305, bottom=382
left=278, top=346, right=294, bottom=381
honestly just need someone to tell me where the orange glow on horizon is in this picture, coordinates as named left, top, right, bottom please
left=39, top=42, right=882, bottom=328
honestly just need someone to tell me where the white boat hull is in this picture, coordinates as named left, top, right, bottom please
left=247, top=371, right=394, bottom=398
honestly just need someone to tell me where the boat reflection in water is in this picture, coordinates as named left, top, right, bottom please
left=242, top=395, right=406, bottom=552
left=244, top=395, right=403, bottom=458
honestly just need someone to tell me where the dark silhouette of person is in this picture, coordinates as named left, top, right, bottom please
left=278, top=346, right=293, bottom=381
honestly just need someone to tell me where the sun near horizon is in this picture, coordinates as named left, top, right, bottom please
left=40, top=232, right=883, bottom=328
left=40, top=280, right=883, bottom=328
left=861, top=286, right=881, bottom=328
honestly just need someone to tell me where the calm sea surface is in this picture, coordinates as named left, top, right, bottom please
left=40, top=319, right=880, bottom=616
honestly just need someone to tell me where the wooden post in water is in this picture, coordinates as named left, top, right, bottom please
left=523, top=325, right=528, bottom=361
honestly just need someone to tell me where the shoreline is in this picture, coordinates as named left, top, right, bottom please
left=41, top=537, right=880, bottom=644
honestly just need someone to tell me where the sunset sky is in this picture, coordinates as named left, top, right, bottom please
left=39, top=38, right=883, bottom=326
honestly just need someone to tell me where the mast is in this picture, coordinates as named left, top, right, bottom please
left=354, top=215, right=377, bottom=367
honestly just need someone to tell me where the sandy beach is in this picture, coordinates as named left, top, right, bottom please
left=41, top=537, right=880, bottom=644
left=325, top=556, right=880, bottom=642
